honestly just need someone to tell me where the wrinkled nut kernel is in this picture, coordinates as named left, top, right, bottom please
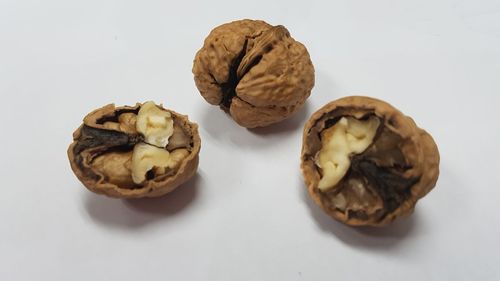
left=301, top=96, right=439, bottom=226
left=131, top=144, right=189, bottom=184
left=317, top=116, right=380, bottom=191
left=68, top=101, right=201, bottom=198
left=136, top=101, right=174, bottom=148
left=193, top=19, right=315, bottom=128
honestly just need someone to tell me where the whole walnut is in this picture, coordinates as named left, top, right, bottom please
left=68, top=101, right=201, bottom=199
left=301, top=96, right=439, bottom=226
left=193, top=19, right=315, bottom=128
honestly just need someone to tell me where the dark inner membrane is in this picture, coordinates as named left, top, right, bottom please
left=72, top=125, right=138, bottom=180
left=72, top=109, right=141, bottom=181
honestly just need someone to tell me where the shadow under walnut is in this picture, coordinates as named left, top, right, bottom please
left=82, top=173, right=201, bottom=230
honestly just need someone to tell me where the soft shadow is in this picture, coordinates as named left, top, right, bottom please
left=82, top=174, right=200, bottom=229
left=200, top=106, right=242, bottom=140
left=248, top=102, right=311, bottom=135
left=200, top=103, right=309, bottom=149
left=313, top=68, right=341, bottom=104
left=200, top=102, right=311, bottom=138
left=301, top=183, right=420, bottom=250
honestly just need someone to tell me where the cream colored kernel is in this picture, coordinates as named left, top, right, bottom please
left=131, top=143, right=188, bottom=184
left=131, top=101, right=189, bottom=184
left=317, top=116, right=380, bottom=191
left=136, top=101, right=174, bottom=148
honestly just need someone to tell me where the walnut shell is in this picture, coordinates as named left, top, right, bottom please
left=301, top=96, right=439, bottom=226
left=193, top=19, right=315, bottom=128
left=68, top=102, right=201, bottom=199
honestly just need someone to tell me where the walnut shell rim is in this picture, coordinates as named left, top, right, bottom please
left=192, top=19, right=315, bottom=128
left=68, top=103, right=201, bottom=199
left=301, top=96, right=440, bottom=226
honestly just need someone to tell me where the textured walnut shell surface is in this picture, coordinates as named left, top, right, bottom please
left=301, top=96, right=439, bottom=226
left=193, top=19, right=315, bottom=128
left=68, top=103, right=201, bottom=199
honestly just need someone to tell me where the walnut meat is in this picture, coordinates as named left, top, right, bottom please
left=68, top=101, right=201, bottom=198
left=301, top=96, right=439, bottom=226
left=193, top=19, right=315, bottom=128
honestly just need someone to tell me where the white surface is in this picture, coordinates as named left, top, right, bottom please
left=1, top=0, right=499, bottom=280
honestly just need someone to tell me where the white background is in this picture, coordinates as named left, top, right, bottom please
left=1, top=0, right=499, bottom=280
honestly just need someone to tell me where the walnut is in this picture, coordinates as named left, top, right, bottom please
left=301, top=96, right=439, bottom=226
left=192, top=19, right=315, bottom=128
left=68, top=101, right=201, bottom=198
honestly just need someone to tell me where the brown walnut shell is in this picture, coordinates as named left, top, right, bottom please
left=301, top=96, right=439, bottom=226
left=68, top=102, right=201, bottom=199
left=193, top=19, right=315, bottom=128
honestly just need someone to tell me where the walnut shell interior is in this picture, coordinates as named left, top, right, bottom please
left=301, top=96, right=439, bottom=226
left=193, top=19, right=315, bottom=128
left=68, top=102, right=201, bottom=199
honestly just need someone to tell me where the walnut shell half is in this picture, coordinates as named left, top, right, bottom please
left=193, top=19, right=315, bottom=128
left=68, top=102, right=201, bottom=199
left=301, top=96, right=439, bottom=226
